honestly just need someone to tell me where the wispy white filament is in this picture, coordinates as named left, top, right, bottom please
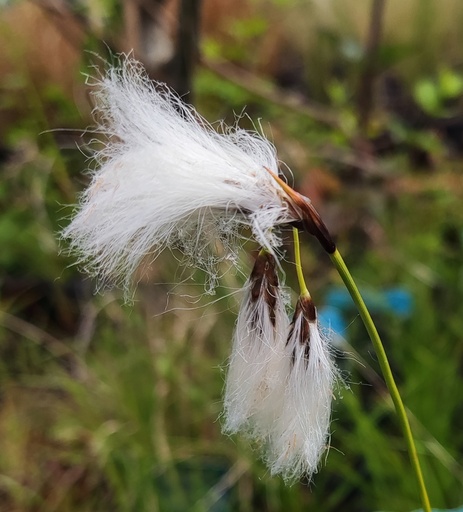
left=267, top=301, right=337, bottom=482
left=62, top=57, right=295, bottom=292
left=223, top=252, right=289, bottom=437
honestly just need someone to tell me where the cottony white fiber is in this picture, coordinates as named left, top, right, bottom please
left=62, top=58, right=295, bottom=292
left=223, top=252, right=289, bottom=437
left=267, top=302, right=336, bottom=483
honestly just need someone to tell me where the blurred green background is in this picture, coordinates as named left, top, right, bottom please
left=1, top=0, right=463, bottom=510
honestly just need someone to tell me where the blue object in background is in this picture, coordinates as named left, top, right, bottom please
left=319, top=286, right=414, bottom=337
left=318, top=305, right=347, bottom=337
left=384, top=287, right=413, bottom=317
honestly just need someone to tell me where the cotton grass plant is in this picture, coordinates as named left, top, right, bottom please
left=62, top=56, right=431, bottom=509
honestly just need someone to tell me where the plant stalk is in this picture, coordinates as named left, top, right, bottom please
left=329, top=249, right=431, bottom=512
left=293, top=228, right=310, bottom=297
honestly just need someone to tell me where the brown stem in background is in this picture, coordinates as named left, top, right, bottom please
left=202, top=59, right=341, bottom=129
left=171, top=0, right=202, bottom=101
left=357, top=0, right=387, bottom=135
left=123, top=0, right=142, bottom=57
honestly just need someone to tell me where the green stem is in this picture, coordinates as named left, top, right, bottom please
left=329, top=249, right=431, bottom=512
left=293, top=228, right=310, bottom=297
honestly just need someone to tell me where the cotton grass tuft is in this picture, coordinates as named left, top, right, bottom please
left=266, top=295, right=337, bottom=482
left=224, top=257, right=338, bottom=483
left=223, top=250, right=289, bottom=437
left=61, top=58, right=296, bottom=293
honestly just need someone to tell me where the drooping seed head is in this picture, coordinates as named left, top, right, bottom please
left=266, top=294, right=337, bottom=483
left=223, top=250, right=289, bottom=437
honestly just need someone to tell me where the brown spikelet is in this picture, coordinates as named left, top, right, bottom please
left=287, top=295, right=316, bottom=367
left=249, top=251, right=279, bottom=329
left=264, top=167, right=336, bottom=254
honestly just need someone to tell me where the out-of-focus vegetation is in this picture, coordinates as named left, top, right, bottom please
left=1, top=0, right=463, bottom=510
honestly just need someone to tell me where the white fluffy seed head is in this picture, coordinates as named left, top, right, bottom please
left=266, top=296, right=337, bottom=483
left=223, top=251, right=289, bottom=437
left=224, top=288, right=338, bottom=483
left=61, top=57, right=295, bottom=293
